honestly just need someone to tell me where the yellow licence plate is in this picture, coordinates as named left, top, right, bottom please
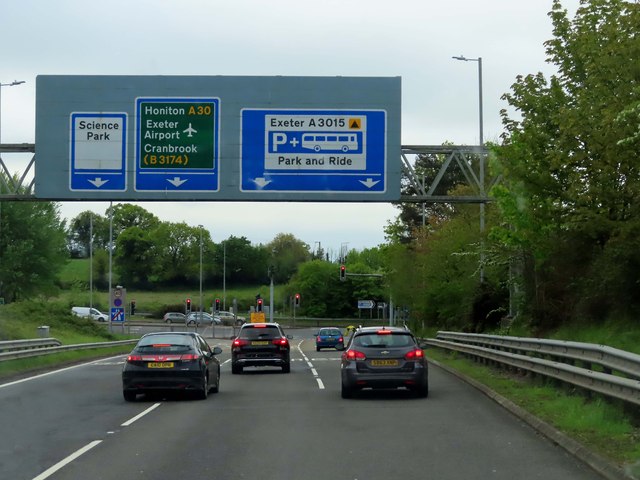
left=251, top=341, right=269, bottom=346
left=147, top=362, right=174, bottom=368
left=370, top=359, right=399, bottom=367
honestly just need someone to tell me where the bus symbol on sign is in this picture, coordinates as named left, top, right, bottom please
left=301, top=133, right=359, bottom=153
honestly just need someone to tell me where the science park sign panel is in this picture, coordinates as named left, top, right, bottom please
left=34, top=75, right=401, bottom=201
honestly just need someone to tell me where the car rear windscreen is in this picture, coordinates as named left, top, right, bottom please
left=353, top=333, right=414, bottom=348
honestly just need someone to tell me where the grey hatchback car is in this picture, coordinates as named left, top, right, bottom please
left=340, top=326, right=428, bottom=398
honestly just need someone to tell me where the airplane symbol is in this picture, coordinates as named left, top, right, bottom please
left=183, top=123, right=197, bottom=137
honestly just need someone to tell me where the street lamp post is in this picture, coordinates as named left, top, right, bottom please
left=198, top=225, right=204, bottom=314
left=0, top=80, right=25, bottom=300
left=452, top=55, right=485, bottom=283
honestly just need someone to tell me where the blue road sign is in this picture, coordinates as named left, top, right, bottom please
left=70, top=113, right=127, bottom=192
left=135, top=97, right=220, bottom=192
left=240, top=109, right=387, bottom=194
left=111, top=307, right=125, bottom=323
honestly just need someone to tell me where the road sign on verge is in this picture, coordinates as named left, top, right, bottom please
left=241, top=109, right=387, bottom=194
left=111, top=307, right=125, bottom=323
left=135, top=97, right=220, bottom=192
left=358, top=300, right=376, bottom=309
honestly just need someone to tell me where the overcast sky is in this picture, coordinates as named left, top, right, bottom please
left=1, top=0, right=580, bottom=255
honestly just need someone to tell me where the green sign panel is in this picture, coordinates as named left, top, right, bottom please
left=138, top=99, right=216, bottom=169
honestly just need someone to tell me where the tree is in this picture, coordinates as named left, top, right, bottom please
left=494, top=0, right=640, bottom=326
left=266, top=233, right=311, bottom=284
left=288, top=260, right=356, bottom=318
left=114, top=226, right=156, bottom=287
left=213, top=236, right=269, bottom=286
left=0, top=197, right=67, bottom=301
left=67, top=210, right=109, bottom=257
left=106, top=204, right=159, bottom=237
left=152, top=221, right=203, bottom=285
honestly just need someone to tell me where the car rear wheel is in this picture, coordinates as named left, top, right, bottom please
left=210, top=369, right=220, bottom=393
left=197, top=373, right=209, bottom=400
left=316, top=346, right=320, bottom=352
left=282, top=362, right=290, bottom=373
left=123, top=390, right=137, bottom=402
left=341, top=382, right=353, bottom=399
left=415, top=380, right=429, bottom=398
left=231, top=363, right=242, bottom=374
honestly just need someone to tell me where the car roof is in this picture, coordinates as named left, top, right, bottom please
left=354, top=326, right=412, bottom=334
left=140, top=331, right=198, bottom=340
left=241, top=322, right=281, bottom=328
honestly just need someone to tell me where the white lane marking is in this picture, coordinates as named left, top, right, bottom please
left=0, top=354, right=127, bottom=389
left=121, top=403, right=161, bottom=427
left=297, top=340, right=325, bottom=390
left=221, top=358, right=230, bottom=365
left=31, top=440, right=102, bottom=480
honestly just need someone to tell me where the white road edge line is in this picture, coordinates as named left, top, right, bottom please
left=31, top=440, right=102, bottom=480
left=0, top=354, right=127, bottom=389
left=121, top=402, right=161, bottom=427
left=297, top=340, right=325, bottom=390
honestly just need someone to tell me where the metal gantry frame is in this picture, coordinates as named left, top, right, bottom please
left=0, top=143, right=494, bottom=203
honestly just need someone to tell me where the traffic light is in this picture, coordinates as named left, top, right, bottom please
left=186, top=298, right=192, bottom=312
left=340, top=265, right=346, bottom=281
left=130, top=300, right=136, bottom=316
left=257, top=298, right=263, bottom=312
left=215, top=298, right=221, bottom=311
left=294, top=293, right=301, bottom=307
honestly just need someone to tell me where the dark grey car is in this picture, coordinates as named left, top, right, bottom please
left=122, top=331, right=221, bottom=401
left=340, top=326, right=428, bottom=398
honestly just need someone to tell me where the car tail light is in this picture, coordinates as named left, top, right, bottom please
left=273, top=337, right=289, bottom=347
left=338, top=336, right=344, bottom=343
left=376, top=329, right=392, bottom=335
left=404, top=349, right=425, bottom=360
left=343, top=349, right=366, bottom=361
left=316, top=336, right=321, bottom=342
left=126, top=355, right=142, bottom=362
left=180, top=353, right=201, bottom=362
left=232, top=339, right=248, bottom=348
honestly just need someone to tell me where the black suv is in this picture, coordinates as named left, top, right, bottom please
left=341, top=326, right=428, bottom=398
left=231, top=323, right=292, bottom=373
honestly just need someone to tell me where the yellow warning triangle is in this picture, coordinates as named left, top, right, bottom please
left=349, top=118, right=361, bottom=129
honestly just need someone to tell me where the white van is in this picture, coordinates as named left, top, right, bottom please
left=71, top=306, right=108, bottom=322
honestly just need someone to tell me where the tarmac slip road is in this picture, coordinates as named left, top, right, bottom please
left=0, top=334, right=605, bottom=480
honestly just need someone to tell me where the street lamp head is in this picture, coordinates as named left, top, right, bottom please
left=453, top=55, right=480, bottom=63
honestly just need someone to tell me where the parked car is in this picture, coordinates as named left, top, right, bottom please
left=71, top=306, right=108, bottom=322
left=340, top=326, right=428, bottom=399
left=186, top=311, right=220, bottom=325
left=163, top=312, right=186, bottom=324
left=122, top=331, right=222, bottom=401
left=315, top=327, right=344, bottom=351
left=231, top=322, right=292, bottom=374
left=214, top=310, right=246, bottom=326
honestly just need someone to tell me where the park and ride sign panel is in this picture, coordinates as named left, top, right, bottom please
left=35, top=75, right=400, bottom=201
left=241, top=109, right=387, bottom=194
